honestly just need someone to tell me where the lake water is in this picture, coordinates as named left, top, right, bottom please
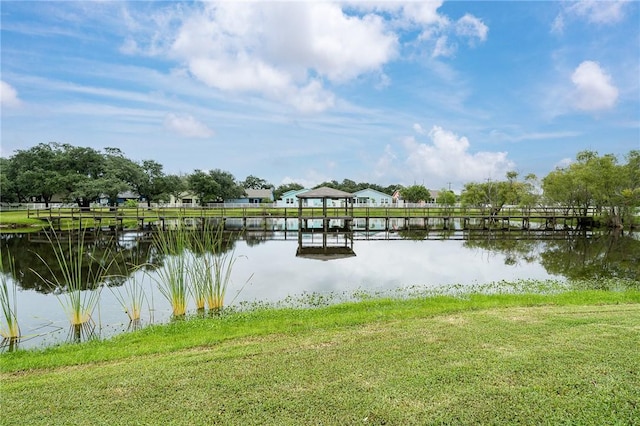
left=1, top=229, right=638, bottom=350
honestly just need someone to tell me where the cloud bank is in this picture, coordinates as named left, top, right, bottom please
left=123, top=1, right=489, bottom=112
left=377, top=125, right=514, bottom=188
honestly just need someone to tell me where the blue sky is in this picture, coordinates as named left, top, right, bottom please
left=1, top=1, right=639, bottom=191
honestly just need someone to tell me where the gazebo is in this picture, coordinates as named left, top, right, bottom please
left=296, top=186, right=354, bottom=232
left=295, top=187, right=355, bottom=260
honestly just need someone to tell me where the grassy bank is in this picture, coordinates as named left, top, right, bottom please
left=2, top=290, right=639, bottom=425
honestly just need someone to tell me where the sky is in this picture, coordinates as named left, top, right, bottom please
left=1, top=1, right=639, bottom=191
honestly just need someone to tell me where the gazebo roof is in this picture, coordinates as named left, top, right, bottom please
left=296, top=246, right=356, bottom=261
left=296, top=186, right=354, bottom=199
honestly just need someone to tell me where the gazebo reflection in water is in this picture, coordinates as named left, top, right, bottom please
left=295, top=187, right=356, bottom=261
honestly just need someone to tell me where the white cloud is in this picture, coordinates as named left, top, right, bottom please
left=123, top=1, right=488, bottom=112
left=488, top=129, right=582, bottom=143
left=413, top=123, right=426, bottom=135
left=566, top=0, right=629, bottom=24
left=551, top=14, right=565, bottom=35
left=1, top=81, right=22, bottom=107
left=556, top=158, right=573, bottom=168
left=374, top=144, right=398, bottom=178
left=165, top=2, right=397, bottom=112
left=553, top=0, right=629, bottom=33
left=163, top=113, right=214, bottom=138
left=455, top=14, right=488, bottom=43
left=400, top=1, right=448, bottom=26
left=377, top=125, right=514, bottom=186
left=432, top=36, right=456, bottom=58
left=571, top=61, right=618, bottom=111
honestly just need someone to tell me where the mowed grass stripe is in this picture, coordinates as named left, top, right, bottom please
left=2, top=299, right=639, bottom=425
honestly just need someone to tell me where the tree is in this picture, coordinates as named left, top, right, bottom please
left=163, top=174, right=187, bottom=204
left=132, top=160, right=167, bottom=207
left=461, top=172, right=537, bottom=216
left=102, top=148, right=139, bottom=208
left=7, top=143, right=64, bottom=207
left=542, top=150, right=638, bottom=227
left=383, top=184, right=403, bottom=196
left=187, top=169, right=244, bottom=205
left=58, top=144, right=106, bottom=210
left=241, top=175, right=272, bottom=190
left=313, top=180, right=340, bottom=190
left=0, top=157, right=18, bottom=203
left=210, top=169, right=245, bottom=201
left=436, top=189, right=456, bottom=210
left=399, top=185, right=430, bottom=203
left=188, top=170, right=219, bottom=206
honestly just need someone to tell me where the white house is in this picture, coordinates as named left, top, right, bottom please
left=392, top=189, right=440, bottom=207
left=276, top=189, right=310, bottom=207
left=353, top=188, right=393, bottom=207
left=168, top=192, right=200, bottom=207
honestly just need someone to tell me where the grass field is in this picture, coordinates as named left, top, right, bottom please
left=2, top=290, right=639, bottom=425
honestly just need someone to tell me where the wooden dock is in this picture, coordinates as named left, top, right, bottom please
left=26, top=206, right=596, bottom=232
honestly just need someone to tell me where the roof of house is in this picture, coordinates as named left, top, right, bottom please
left=353, top=188, right=392, bottom=198
left=296, top=187, right=354, bottom=199
left=280, top=189, right=309, bottom=198
left=245, top=188, right=273, bottom=199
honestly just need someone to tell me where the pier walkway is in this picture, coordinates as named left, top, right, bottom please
left=27, top=205, right=596, bottom=232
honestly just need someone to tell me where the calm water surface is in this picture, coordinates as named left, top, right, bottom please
left=1, top=229, right=637, bottom=350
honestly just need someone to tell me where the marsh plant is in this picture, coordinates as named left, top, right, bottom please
left=108, top=249, right=150, bottom=323
left=0, top=250, right=20, bottom=345
left=188, top=250, right=209, bottom=311
left=151, top=220, right=249, bottom=316
left=33, top=228, right=111, bottom=330
left=151, top=224, right=191, bottom=316
left=190, top=222, right=249, bottom=312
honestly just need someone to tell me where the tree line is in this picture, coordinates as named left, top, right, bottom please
left=0, top=143, right=638, bottom=227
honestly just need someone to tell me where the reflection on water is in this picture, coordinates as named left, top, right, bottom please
left=0, top=228, right=638, bottom=350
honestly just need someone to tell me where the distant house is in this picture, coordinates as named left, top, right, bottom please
left=391, top=189, right=439, bottom=206
left=353, top=188, right=392, bottom=207
left=227, top=188, right=274, bottom=204
left=168, top=192, right=200, bottom=207
left=276, top=188, right=310, bottom=207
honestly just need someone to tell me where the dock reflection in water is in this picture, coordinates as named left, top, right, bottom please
left=1, top=227, right=638, bottom=350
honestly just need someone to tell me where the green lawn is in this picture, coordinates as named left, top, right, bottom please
left=2, top=290, right=639, bottom=425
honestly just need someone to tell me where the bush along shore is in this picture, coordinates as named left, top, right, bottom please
left=1, top=282, right=639, bottom=425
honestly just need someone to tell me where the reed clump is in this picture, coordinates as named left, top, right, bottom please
left=0, top=250, right=20, bottom=343
left=108, top=249, right=149, bottom=323
left=151, top=218, right=248, bottom=317
left=151, top=223, right=190, bottom=316
left=33, top=228, right=111, bottom=329
left=189, top=221, right=242, bottom=312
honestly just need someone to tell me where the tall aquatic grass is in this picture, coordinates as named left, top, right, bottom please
left=188, top=244, right=209, bottom=311
left=189, top=222, right=248, bottom=311
left=107, top=249, right=149, bottom=322
left=206, top=233, right=240, bottom=311
left=151, top=224, right=190, bottom=316
left=0, top=250, right=20, bottom=343
left=152, top=219, right=249, bottom=316
left=33, top=228, right=110, bottom=328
